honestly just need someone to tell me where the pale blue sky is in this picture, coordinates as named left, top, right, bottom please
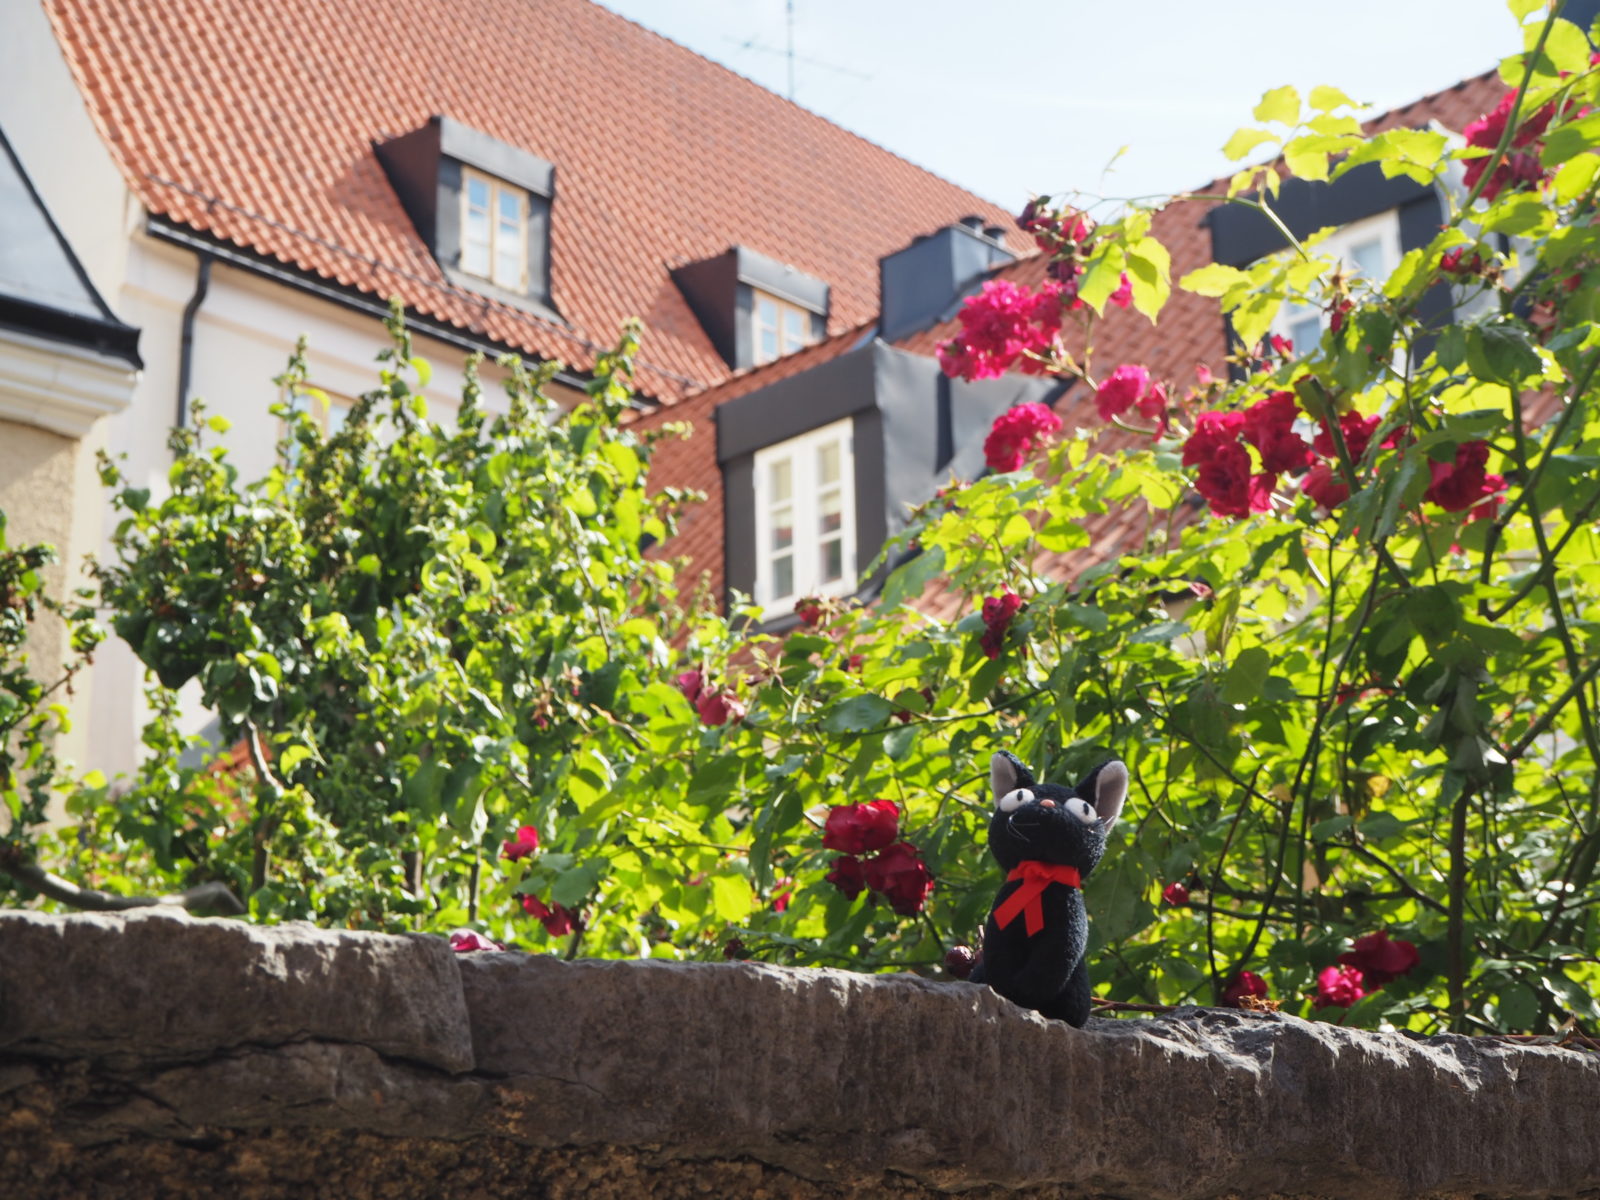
left=596, top=1, right=1518, bottom=213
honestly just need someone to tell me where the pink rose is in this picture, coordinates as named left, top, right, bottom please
left=983, top=402, right=1062, bottom=472
left=1095, top=363, right=1152, bottom=421
left=448, top=930, right=502, bottom=953
left=937, top=279, right=1065, bottom=382
left=1109, top=271, right=1133, bottom=309
left=500, top=825, right=540, bottom=862
left=1300, top=462, right=1350, bottom=511
left=1240, top=391, right=1312, bottom=474
left=979, top=589, right=1024, bottom=660
left=1315, top=964, right=1366, bottom=1008
left=675, top=670, right=704, bottom=703
left=695, top=688, right=745, bottom=727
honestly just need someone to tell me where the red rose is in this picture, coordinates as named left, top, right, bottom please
left=794, top=598, right=824, bottom=627
left=1161, top=882, right=1189, bottom=906
left=1440, top=248, right=1485, bottom=276
left=1109, top=271, right=1133, bottom=309
left=825, top=854, right=867, bottom=899
left=1300, top=462, right=1350, bottom=511
left=1241, top=391, right=1311, bottom=474
left=501, top=824, right=540, bottom=862
left=822, top=799, right=900, bottom=854
left=1463, top=90, right=1553, bottom=201
left=1338, top=930, right=1420, bottom=987
left=521, top=894, right=577, bottom=937
left=1424, top=441, right=1505, bottom=517
left=448, top=930, right=501, bottom=953
left=979, top=589, right=1023, bottom=659
left=983, top=401, right=1063, bottom=472
left=938, top=280, right=1065, bottom=382
left=1181, top=410, right=1246, bottom=467
left=1315, top=964, right=1366, bottom=1008
left=1222, top=970, right=1268, bottom=1007
left=771, top=878, right=794, bottom=914
left=1269, top=333, right=1294, bottom=358
left=695, top=688, right=745, bottom=727
left=675, top=670, right=704, bottom=703
left=863, top=841, right=935, bottom=915
left=1095, top=363, right=1152, bottom=421
left=1196, top=441, right=1274, bottom=519
left=1313, top=412, right=1383, bottom=464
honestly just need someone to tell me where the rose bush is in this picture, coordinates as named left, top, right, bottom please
left=4, top=3, right=1599, bottom=1037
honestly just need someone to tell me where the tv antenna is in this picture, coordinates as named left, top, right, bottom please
left=727, top=0, right=871, bottom=101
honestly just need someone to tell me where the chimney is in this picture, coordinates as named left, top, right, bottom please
left=879, top=219, right=1015, bottom=342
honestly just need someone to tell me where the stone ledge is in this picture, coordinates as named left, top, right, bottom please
left=2, top=910, right=1598, bottom=1199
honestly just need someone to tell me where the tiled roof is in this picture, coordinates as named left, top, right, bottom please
left=641, top=67, right=1514, bottom=611
left=45, top=0, right=1026, bottom=403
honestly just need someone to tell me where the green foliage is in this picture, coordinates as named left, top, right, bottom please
left=5, top=4, right=1600, bottom=1037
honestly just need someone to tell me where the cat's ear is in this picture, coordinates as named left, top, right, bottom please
left=990, top=751, right=1036, bottom=806
left=1078, top=759, right=1128, bottom=831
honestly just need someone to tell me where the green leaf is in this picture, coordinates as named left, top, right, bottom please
left=1308, top=84, right=1359, bottom=112
left=1467, top=324, right=1542, bottom=387
left=1221, top=646, right=1271, bottom=705
left=551, top=862, right=601, bottom=908
left=1125, top=237, right=1172, bottom=320
left=1221, top=127, right=1278, bottom=162
left=1540, top=111, right=1600, bottom=167
left=1495, top=983, right=1540, bottom=1031
left=882, top=545, right=944, bottom=608
left=1253, top=85, right=1301, bottom=126
left=1180, top=263, right=1250, bottom=299
left=821, top=695, right=893, bottom=733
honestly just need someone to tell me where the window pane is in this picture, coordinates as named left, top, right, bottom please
left=817, top=440, right=840, bottom=486
left=467, top=177, right=490, bottom=209
left=769, top=458, right=791, bottom=503
left=497, top=188, right=520, bottom=223
left=758, top=327, right=779, bottom=364
left=1290, top=316, right=1321, bottom=350
left=495, top=246, right=522, bottom=287
left=820, top=538, right=843, bottom=583
left=772, top=553, right=794, bottom=600
left=756, top=294, right=778, bottom=330
left=819, top=488, right=842, bottom=536
left=771, top=506, right=793, bottom=551
left=327, top=403, right=350, bottom=436
left=1349, top=238, right=1385, bottom=278
left=463, top=192, right=491, bottom=276
left=782, top=306, right=808, bottom=350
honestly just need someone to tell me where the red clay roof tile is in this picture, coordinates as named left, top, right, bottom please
left=45, top=0, right=1026, bottom=403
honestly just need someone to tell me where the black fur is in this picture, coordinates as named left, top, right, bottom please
left=968, top=751, right=1127, bottom=1027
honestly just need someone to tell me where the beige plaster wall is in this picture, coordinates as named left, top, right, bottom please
left=0, top=417, right=78, bottom=687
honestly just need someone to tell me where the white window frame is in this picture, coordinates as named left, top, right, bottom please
left=752, top=418, right=856, bottom=611
left=752, top=290, right=817, bottom=366
left=1271, top=208, right=1402, bottom=353
left=460, top=167, right=529, bottom=292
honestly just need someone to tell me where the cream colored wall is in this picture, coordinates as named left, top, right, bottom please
left=0, top=417, right=76, bottom=686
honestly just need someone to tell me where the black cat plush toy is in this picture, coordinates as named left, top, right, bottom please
left=968, top=750, right=1128, bottom=1027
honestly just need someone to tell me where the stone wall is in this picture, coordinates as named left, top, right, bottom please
left=1, top=909, right=1597, bottom=1199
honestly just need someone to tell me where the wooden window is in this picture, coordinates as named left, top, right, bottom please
left=752, top=290, right=817, bottom=366
left=752, top=419, right=855, bottom=610
left=461, top=167, right=528, bottom=291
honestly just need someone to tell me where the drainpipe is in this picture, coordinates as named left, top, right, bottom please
left=175, top=252, right=212, bottom=432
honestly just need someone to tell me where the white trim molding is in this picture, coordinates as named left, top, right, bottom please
left=0, top=327, right=139, bottom=438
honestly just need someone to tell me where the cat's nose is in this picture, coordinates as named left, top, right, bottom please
left=1038, top=798, right=1057, bottom=809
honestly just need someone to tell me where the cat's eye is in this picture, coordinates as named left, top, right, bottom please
left=997, top=787, right=1034, bottom=813
left=1066, top=798, right=1098, bottom=825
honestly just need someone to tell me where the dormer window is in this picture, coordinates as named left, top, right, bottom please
left=672, top=246, right=828, bottom=371
left=461, top=169, right=528, bottom=290
left=376, top=116, right=556, bottom=315
left=753, top=290, right=817, bottom=366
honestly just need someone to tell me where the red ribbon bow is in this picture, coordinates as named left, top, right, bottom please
left=993, top=860, right=1082, bottom=937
